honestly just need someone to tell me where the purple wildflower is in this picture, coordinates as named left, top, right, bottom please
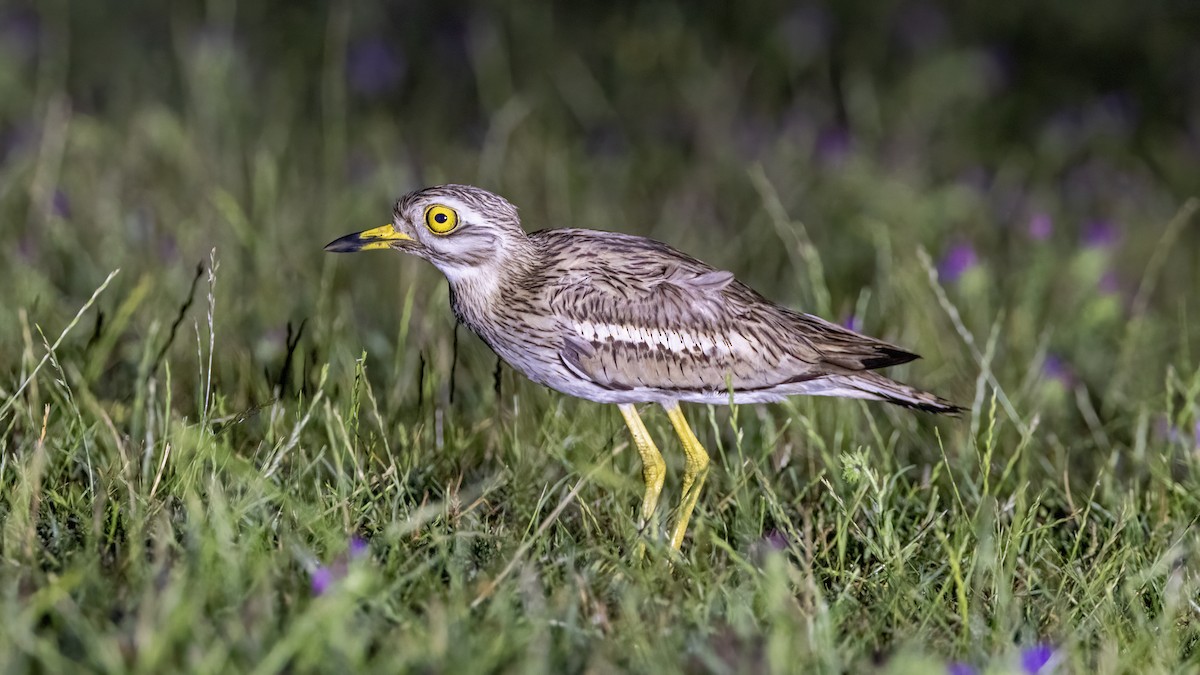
left=1019, top=644, right=1054, bottom=674
left=347, top=38, right=404, bottom=96
left=814, top=125, right=853, bottom=165
left=939, top=242, right=978, bottom=282
left=749, top=528, right=793, bottom=562
left=947, top=663, right=978, bottom=675
left=1042, top=354, right=1073, bottom=387
left=958, top=166, right=991, bottom=193
left=1097, top=92, right=1137, bottom=135
left=1044, top=108, right=1085, bottom=145
left=1098, top=270, right=1121, bottom=295
left=309, top=536, right=370, bottom=596
left=310, top=566, right=335, bottom=596
left=157, top=232, right=178, bottom=262
left=1027, top=213, right=1053, bottom=241
left=1083, top=219, right=1119, bottom=248
left=762, top=529, right=789, bottom=551
left=732, top=114, right=774, bottom=160
left=1155, top=417, right=1183, bottom=444
left=52, top=189, right=70, bottom=218
left=0, top=9, right=40, bottom=63
left=17, top=230, right=38, bottom=262
left=841, top=314, right=860, bottom=333
left=1156, top=417, right=1200, bottom=448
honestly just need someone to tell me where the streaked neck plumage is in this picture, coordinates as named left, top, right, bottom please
left=440, top=224, right=540, bottom=328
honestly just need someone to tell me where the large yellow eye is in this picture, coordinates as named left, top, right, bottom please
left=424, top=205, right=458, bottom=234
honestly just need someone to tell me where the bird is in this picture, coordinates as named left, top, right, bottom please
left=325, top=184, right=962, bottom=552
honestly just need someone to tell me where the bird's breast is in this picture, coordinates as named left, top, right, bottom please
left=449, top=283, right=563, bottom=378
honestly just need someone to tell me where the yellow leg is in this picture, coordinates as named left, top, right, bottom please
left=663, top=402, right=710, bottom=551
left=618, top=403, right=666, bottom=535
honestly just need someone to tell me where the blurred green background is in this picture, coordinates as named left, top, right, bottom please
left=2, top=1, right=1200, bottom=672
left=2, top=0, right=1197, bottom=406
left=3, top=1, right=1198, bottom=407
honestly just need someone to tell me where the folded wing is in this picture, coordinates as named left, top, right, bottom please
left=541, top=230, right=917, bottom=395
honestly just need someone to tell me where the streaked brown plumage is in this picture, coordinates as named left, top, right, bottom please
left=326, top=184, right=962, bottom=552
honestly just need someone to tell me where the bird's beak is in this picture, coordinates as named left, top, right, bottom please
left=323, top=224, right=413, bottom=252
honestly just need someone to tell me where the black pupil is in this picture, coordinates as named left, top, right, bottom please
left=434, top=213, right=448, bottom=224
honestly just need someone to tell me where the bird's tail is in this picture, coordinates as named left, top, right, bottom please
left=827, top=371, right=965, bottom=415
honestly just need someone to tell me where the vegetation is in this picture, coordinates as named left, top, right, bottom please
left=1, top=2, right=1198, bottom=672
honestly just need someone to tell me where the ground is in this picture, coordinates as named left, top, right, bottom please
left=1, top=3, right=1198, bottom=673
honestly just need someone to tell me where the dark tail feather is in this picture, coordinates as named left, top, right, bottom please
left=829, top=371, right=966, bottom=415
left=859, top=345, right=921, bottom=370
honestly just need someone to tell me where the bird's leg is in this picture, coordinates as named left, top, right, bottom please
left=617, top=403, right=666, bottom=538
left=663, top=402, right=710, bottom=551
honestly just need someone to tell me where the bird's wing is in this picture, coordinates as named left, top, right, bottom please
left=543, top=231, right=915, bottom=394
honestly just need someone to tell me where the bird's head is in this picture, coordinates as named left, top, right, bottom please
left=324, top=184, right=533, bottom=286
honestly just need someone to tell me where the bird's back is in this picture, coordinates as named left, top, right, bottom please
left=453, top=228, right=922, bottom=405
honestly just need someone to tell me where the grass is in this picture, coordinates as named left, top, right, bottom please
left=2, top=3, right=1200, bottom=673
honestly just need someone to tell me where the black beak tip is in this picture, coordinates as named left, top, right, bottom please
left=323, top=235, right=361, bottom=253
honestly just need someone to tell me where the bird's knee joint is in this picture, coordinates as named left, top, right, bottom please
left=643, top=464, right=664, bottom=486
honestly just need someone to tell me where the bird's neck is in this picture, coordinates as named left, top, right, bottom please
left=442, top=235, right=540, bottom=326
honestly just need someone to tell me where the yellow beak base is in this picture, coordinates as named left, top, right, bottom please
left=324, top=224, right=413, bottom=252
